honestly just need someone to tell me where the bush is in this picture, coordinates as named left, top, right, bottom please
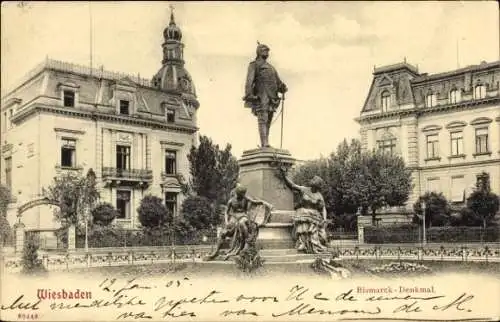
left=234, top=245, right=264, bottom=274
left=138, top=195, right=172, bottom=228
left=364, top=225, right=500, bottom=243
left=91, top=203, right=117, bottom=226
left=0, top=214, right=12, bottom=246
left=364, top=224, right=420, bottom=243
left=467, top=190, right=499, bottom=229
left=413, top=192, right=451, bottom=227
left=181, top=195, right=219, bottom=230
left=21, top=235, right=46, bottom=274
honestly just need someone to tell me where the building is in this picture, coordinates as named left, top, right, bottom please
left=356, top=60, right=500, bottom=210
left=1, top=12, right=199, bottom=230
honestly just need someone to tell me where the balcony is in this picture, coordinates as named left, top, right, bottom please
left=102, top=167, right=153, bottom=187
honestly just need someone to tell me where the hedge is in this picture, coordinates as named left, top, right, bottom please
left=364, top=225, right=500, bottom=243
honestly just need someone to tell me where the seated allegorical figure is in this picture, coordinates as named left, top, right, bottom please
left=204, top=185, right=273, bottom=261
left=277, top=166, right=328, bottom=254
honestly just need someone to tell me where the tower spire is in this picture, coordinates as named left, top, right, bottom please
left=169, top=4, right=175, bottom=24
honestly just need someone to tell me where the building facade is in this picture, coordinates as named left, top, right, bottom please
left=1, top=12, right=199, bottom=230
left=356, top=60, right=500, bottom=210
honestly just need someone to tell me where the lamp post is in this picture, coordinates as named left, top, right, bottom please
left=421, top=201, right=427, bottom=245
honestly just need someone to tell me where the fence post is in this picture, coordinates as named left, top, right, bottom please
left=357, top=225, right=364, bottom=244
left=14, top=222, right=25, bottom=254
left=67, top=225, right=76, bottom=251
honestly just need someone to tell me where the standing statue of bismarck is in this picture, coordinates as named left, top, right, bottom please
left=243, top=43, right=288, bottom=148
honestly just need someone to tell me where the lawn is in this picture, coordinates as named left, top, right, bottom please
left=61, top=258, right=500, bottom=280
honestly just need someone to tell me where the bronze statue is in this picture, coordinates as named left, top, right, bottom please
left=277, top=167, right=328, bottom=254
left=243, top=43, right=288, bottom=148
left=204, top=185, right=272, bottom=261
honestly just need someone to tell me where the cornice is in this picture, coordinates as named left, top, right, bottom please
left=356, top=96, right=500, bottom=123
left=13, top=104, right=198, bottom=134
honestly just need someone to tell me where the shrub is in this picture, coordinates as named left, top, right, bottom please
left=234, top=245, right=264, bottom=274
left=21, top=235, right=46, bottom=274
left=0, top=214, right=12, bottom=246
left=138, top=195, right=172, bottom=229
left=413, top=192, right=451, bottom=227
left=467, top=190, right=499, bottom=229
left=181, top=195, right=219, bottom=230
left=91, top=203, right=117, bottom=226
left=364, top=224, right=420, bottom=243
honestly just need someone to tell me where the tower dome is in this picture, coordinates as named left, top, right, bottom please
left=152, top=9, right=199, bottom=108
left=163, top=11, right=182, bottom=41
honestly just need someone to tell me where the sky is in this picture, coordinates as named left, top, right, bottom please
left=1, top=1, right=499, bottom=161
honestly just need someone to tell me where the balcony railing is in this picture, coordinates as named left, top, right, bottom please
left=102, top=167, right=153, bottom=183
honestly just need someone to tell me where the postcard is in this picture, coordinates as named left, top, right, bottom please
left=1, top=1, right=500, bottom=321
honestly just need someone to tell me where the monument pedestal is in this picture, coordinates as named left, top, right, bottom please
left=238, top=147, right=296, bottom=248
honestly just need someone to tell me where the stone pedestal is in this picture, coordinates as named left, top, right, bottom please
left=239, top=148, right=296, bottom=248
left=239, top=147, right=295, bottom=210
left=67, top=225, right=76, bottom=251
left=14, top=222, right=25, bottom=253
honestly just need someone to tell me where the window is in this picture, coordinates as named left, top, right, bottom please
left=449, top=89, right=460, bottom=104
left=450, top=131, right=463, bottom=156
left=165, top=192, right=177, bottom=216
left=166, top=108, right=175, bottom=123
left=425, top=93, right=437, bottom=107
left=426, top=134, right=439, bottom=159
left=381, top=91, right=390, bottom=111
left=164, top=150, right=177, bottom=175
left=5, top=157, right=12, bottom=191
left=119, top=100, right=130, bottom=115
left=426, top=178, right=440, bottom=193
left=474, top=84, right=486, bottom=100
left=451, top=176, right=465, bottom=203
left=61, top=139, right=76, bottom=168
left=116, top=190, right=131, bottom=219
left=378, top=139, right=396, bottom=154
left=475, top=128, right=489, bottom=154
left=63, top=90, right=75, bottom=107
left=8, top=109, right=13, bottom=128
left=116, top=145, right=131, bottom=170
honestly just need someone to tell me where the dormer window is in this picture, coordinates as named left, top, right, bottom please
left=119, top=100, right=130, bottom=115
left=166, top=108, right=175, bottom=123
left=449, top=89, right=460, bottom=104
left=63, top=90, right=75, bottom=107
left=381, top=91, right=390, bottom=111
left=425, top=93, right=437, bottom=107
left=474, top=84, right=486, bottom=100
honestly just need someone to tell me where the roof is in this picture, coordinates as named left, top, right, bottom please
left=373, top=62, right=419, bottom=76
left=412, top=61, right=500, bottom=84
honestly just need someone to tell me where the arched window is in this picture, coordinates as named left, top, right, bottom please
left=426, top=92, right=437, bottom=107
left=381, top=91, right=390, bottom=111
left=449, top=89, right=460, bottom=104
left=474, top=84, right=486, bottom=100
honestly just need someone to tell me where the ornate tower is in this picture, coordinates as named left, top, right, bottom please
left=152, top=9, right=199, bottom=110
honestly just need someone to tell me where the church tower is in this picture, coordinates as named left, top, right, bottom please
left=152, top=8, right=199, bottom=111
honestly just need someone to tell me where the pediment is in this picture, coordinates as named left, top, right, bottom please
left=470, top=117, right=493, bottom=126
left=116, top=77, right=137, bottom=87
left=378, top=74, right=394, bottom=87
left=445, top=121, right=467, bottom=129
left=422, top=125, right=442, bottom=132
left=161, top=177, right=181, bottom=190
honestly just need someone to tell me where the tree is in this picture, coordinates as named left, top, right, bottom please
left=413, top=192, right=451, bottom=227
left=349, top=150, right=413, bottom=225
left=466, top=172, right=499, bottom=229
left=181, top=195, right=219, bottom=230
left=0, top=185, right=13, bottom=246
left=292, top=139, right=362, bottom=217
left=91, top=203, right=117, bottom=226
left=137, top=195, right=172, bottom=228
left=43, top=169, right=99, bottom=230
left=187, top=135, right=239, bottom=205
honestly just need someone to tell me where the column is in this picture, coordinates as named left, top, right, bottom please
left=110, top=129, right=116, bottom=168
left=14, top=222, right=25, bottom=254
left=145, top=135, right=151, bottom=169
left=67, top=225, right=76, bottom=251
